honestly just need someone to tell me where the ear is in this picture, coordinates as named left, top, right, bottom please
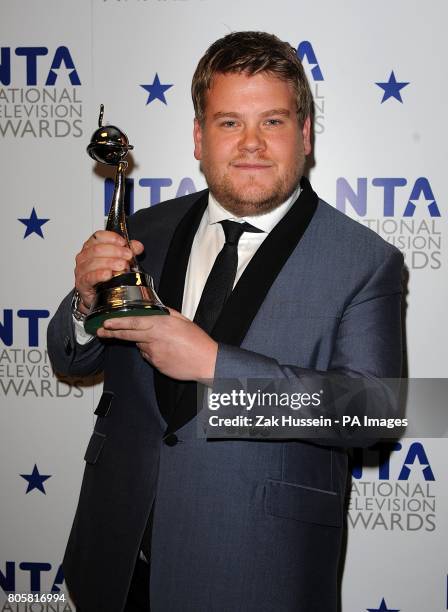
left=193, top=118, right=202, bottom=160
left=301, top=116, right=312, bottom=155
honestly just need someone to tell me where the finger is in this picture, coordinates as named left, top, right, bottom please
left=140, top=350, right=151, bottom=362
left=167, top=307, right=190, bottom=321
left=78, top=243, right=133, bottom=263
left=79, top=268, right=116, bottom=289
left=76, top=260, right=131, bottom=295
left=83, top=230, right=127, bottom=248
left=136, top=342, right=148, bottom=352
left=129, top=240, right=145, bottom=256
left=136, top=342, right=152, bottom=358
left=78, top=254, right=131, bottom=276
left=102, top=317, right=155, bottom=330
left=76, top=246, right=134, bottom=288
left=97, top=328, right=151, bottom=342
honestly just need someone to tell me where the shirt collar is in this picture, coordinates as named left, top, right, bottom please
left=206, top=182, right=302, bottom=234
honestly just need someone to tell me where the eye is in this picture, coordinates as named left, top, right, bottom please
left=264, top=118, right=282, bottom=126
left=220, top=120, right=238, bottom=128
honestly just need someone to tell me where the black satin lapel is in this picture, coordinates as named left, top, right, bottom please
left=157, top=192, right=209, bottom=310
left=154, top=192, right=209, bottom=425
left=211, top=177, right=318, bottom=345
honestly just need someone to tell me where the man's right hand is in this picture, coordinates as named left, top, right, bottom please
left=74, top=230, right=145, bottom=314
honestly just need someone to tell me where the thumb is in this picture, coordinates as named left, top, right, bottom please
left=129, top=239, right=145, bottom=256
left=167, top=307, right=190, bottom=321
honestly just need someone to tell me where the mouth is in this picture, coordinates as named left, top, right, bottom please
left=230, top=161, right=274, bottom=170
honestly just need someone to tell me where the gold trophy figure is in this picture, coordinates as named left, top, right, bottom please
left=83, top=105, right=168, bottom=335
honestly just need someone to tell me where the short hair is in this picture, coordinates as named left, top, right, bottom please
left=191, top=31, right=313, bottom=127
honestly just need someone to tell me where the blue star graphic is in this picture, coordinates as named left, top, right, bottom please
left=140, top=73, right=173, bottom=105
left=376, top=71, right=409, bottom=103
left=20, top=464, right=51, bottom=494
left=18, top=207, right=50, bottom=238
left=367, top=597, right=400, bottom=612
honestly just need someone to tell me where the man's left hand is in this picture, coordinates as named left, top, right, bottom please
left=96, top=308, right=218, bottom=381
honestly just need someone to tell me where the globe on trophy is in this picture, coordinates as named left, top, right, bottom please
left=83, top=104, right=169, bottom=335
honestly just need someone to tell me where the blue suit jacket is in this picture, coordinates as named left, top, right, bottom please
left=47, top=179, right=403, bottom=611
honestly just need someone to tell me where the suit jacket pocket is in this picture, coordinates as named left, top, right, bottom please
left=265, top=478, right=342, bottom=527
left=84, top=431, right=106, bottom=465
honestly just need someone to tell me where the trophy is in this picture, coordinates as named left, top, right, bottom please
left=83, top=104, right=169, bottom=335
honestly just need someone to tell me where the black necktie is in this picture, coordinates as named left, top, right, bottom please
left=194, top=220, right=263, bottom=334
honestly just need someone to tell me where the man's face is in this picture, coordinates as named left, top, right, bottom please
left=193, top=71, right=311, bottom=216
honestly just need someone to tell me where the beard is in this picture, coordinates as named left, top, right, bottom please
left=201, top=155, right=305, bottom=217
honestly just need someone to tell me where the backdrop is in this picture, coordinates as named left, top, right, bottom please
left=1, top=1, right=446, bottom=611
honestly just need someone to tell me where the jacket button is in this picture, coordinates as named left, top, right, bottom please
left=163, top=433, right=178, bottom=447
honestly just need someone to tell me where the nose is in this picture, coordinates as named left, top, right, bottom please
left=238, top=125, right=266, bottom=154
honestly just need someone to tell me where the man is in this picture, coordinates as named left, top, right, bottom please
left=47, top=31, right=403, bottom=612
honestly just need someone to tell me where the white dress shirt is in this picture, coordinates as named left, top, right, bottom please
left=74, top=184, right=301, bottom=343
